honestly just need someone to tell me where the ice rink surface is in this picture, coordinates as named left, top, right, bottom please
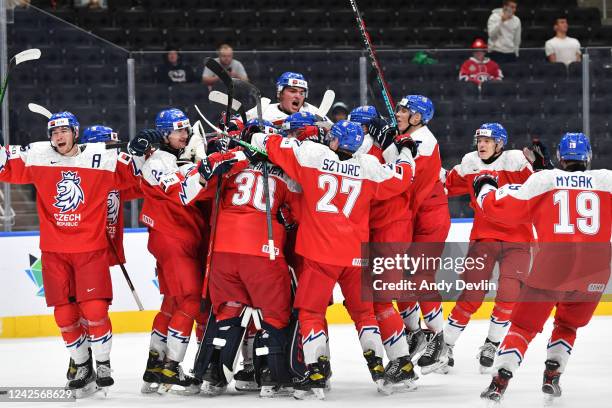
left=1, top=316, right=610, bottom=408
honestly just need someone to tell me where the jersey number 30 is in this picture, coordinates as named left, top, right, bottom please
left=316, top=174, right=362, bottom=217
left=232, top=172, right=277, bottom=211
left=553, top=190, right=600, bottom=235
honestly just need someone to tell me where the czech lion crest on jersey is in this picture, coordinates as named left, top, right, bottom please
left=53, top=171, right=85, bottom=213
left=107, top=190, right=120, bottom=225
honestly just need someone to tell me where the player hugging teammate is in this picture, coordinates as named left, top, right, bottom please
left=4, top=66, right=609, bottom=403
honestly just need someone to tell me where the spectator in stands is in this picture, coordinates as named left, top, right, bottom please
left=158, top=48, right=194, bottom=84
left=202, top=44, right=248, bottom=87
left=330, top=102, right=349, bottom=123
left=487, top=0, right=521, bottom=63
left=545, top=17, right=581, bottom=66
left=459, top=38, right=503, bottom=86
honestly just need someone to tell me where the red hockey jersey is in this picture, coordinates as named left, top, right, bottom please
left=0, top=142, right=140, bottom=253
left=446, top=150, right=534, bottom=242
left=251, top=133, right=415, bottom=267
left=477, top=168, right=612, bottom=291
left=214, top=162, right=301, bottom=258
left=409, top=125, right=447, bottom=214
left=138, top=150, right=209, bottom=246
left=459, top=57, right=503, bottom=86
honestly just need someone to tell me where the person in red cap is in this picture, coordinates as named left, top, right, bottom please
left=459, top=38, right=504, bottom=86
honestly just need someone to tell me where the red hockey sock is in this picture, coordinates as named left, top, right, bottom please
left=299, top=309, right=328, bottom=365
left=54, top=303, right=89, bottom=364
left=420, top=301, right=443, bottom=333
left=166, top=295, right=199, bottom=362
left=397, top=301, right=421, bottom=331
left=374, top=302, right=409, bottom=360
left=150, top=296, right=176, bottom=356
left=79, top=299, right=112, bottom=362
left=487, top=301, right=514, bottom=343
left=546, top=324, right=577, bottom=373
left=496, top=324, right=536, bottom=373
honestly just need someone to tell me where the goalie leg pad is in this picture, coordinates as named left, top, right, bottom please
left=254, top=321, right=291, bottom=386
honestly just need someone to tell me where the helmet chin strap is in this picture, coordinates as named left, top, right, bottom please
left=481, top=145, right=503, bottom=164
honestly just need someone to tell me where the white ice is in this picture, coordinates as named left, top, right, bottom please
left=1, top=317, right=611, bottom=408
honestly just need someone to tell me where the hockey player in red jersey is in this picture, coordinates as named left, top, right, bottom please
left=193, top=120, right=301, bottom=398
left=249, top=119, right=416, bottom=399
left=80, top=125, right=143, bottom=267
left=0, top=112, right=141, bottom=397
left=442, top=123, right=533, bottom=373
left=459, top=38, right=503, bottom=86
left=130, top=108, right=212, bottom=395
left=474, top=133, right=611, bottom=403
left=370, top=95, right=451, bottom=374
left=350, top=105, right=418, bottom=389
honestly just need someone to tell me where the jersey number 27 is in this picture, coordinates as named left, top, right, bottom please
left=316, top=174, right=362, bottom=217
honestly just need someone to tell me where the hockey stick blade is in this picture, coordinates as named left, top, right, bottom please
left=193, top=104, right=267, bottom=156
left=28, top=103, right=52, bottom=119
left=14, top=48, right=41, bottom=65
left=316, top=89, right=335, bottom=117
left=209, top=91, right=242, bottom=111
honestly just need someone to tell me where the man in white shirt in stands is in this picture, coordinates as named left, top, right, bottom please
left=487, top=0, right=521, bottom=63
left=545, top=17, right=581, bottom=66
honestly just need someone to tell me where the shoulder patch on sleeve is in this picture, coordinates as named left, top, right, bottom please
left=118, top=152, right=132, bottom=165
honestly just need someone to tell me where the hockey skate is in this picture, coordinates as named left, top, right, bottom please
left=435, top=344, right=454, bottom=374
left=234, top=361, right=260, bottom=392
left=480, top=368, right=513, bottom=403
left=293, top=356, right=330, bottom=400
left=406, top=328, right=427, bottom=360
left=200, top=361, right=228, bottom=396
left=258, top=366, right=294, bottom=398
left=477, top=339, right=499, bottom=374
left=417, top=331, right=449, bottom=374
left=363, top=349, right=387, bottom=394
left=66, top=348, right=91, bottom=386
left=141, top=350, right=163, bottom=394
left=66, top=357, right=99, bottom=399
left=383, top=356, right=418, bottom=393
left=157, top=360, right=201, bottom=395
left=542, top=360, right=562, bottom=406
left=95, top=360, right=114, bottom=397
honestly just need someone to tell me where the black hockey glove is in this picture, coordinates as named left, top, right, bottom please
left=276, top=203, right=297, bottom=231
left=243, top=146, right=267, bottom=164
left=368, top=117, right=398, bottom=150
left=198, top=151, right=238, bottom=181
left=523, top=138, right=554, bottom=171
left=127, top=129, right=163, bottom=156
left=394, top=134, right=419, bottom=158
left=472, top=171, right=499, bottom=197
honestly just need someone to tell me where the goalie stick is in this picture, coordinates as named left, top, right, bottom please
left=209, top=90, right=247, bottom=124
left=233, top=78, right=276, bottom=261
left=315, top=89, right=336, bottom=117
left=348, top=0, right=397, bottom=126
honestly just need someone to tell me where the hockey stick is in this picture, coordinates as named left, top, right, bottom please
left=194, top=104, right=267, bottom=156
left=201, top=58, right=234, bottom=302
left=348, top=0, right=396, bottom=126
left=28, top=102, right=52, bottom=119
left=209, top=90, right=241, bottom=111
left=106, top=232, right=144, bottom=311
left=209, top=90, right=247, bottom=124
left=315, top=89, right=336, bottom=117
left=0, top=49, right=41, bottom=106
left=233, top=79, right=276, bottom=261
